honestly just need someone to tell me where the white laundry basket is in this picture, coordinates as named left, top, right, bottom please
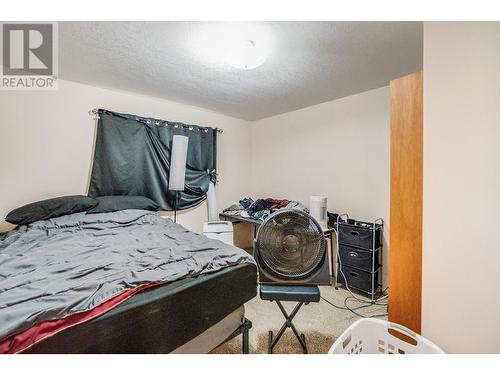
left=329, top=318, right=444, bottom=354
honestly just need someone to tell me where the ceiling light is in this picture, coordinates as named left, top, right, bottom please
left=190, top=23, right=271, bottom=70
left=225, top=39, right=267, bottom=70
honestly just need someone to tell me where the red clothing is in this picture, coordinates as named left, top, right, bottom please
left=265, top=198, right=290, bottom=210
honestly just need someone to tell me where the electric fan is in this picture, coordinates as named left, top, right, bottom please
left=254, top=209, right=330, bottom=353
left=255, top=209, right=330, bottom=285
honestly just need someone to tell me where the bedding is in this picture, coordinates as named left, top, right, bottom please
left=0, top=209, right=254, bottom=353
left=87, top=195, right=160, bottom=214
left=4, top=195, right=98, bottom=225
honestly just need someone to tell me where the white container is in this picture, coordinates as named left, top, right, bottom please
left=203, top=221, right=234, bottom=246
left=206, top=182, right=218, bottom=222
left=329, top=318, right=444, bottom=354
left=309, top=196, right=328, bottom=229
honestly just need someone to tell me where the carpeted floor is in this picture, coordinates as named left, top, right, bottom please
left=210, top=285, right=387, bottom=354
left=211, top=330, right=335, bottom=354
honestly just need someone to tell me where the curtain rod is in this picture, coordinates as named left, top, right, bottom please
left=88, top=109, right=223, bottom=133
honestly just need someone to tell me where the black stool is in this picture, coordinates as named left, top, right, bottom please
left=260, top=284, right=320, bottom=354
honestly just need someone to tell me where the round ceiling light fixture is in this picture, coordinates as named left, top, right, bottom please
left=225, top=39, right=267, bottom=70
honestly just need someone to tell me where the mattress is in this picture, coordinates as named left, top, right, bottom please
left=25, top=263, right=257, bottom=353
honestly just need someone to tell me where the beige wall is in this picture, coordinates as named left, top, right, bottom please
left=0, top=80, right=390, bottom=262
left=0, top=79, right=252, bottom=233
left=250, top=87, right=390, bottom=283
left=422, top=22, right=500, bottom=353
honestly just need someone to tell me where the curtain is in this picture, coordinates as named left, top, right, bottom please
left=88, top=109, right=217, bottom=210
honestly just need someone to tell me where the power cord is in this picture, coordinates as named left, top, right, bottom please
left=344, top=298, right=388, bottom=318
left=320, top=295, right=388, bottom=318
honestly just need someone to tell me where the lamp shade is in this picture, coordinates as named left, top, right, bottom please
left=168, top=135, right=189, bottom=191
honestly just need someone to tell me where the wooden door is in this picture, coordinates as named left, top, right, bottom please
left=388, top=71, right=423, bottom=333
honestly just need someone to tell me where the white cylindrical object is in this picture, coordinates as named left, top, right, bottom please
left=310, top=196, right=328, bottom=229
left=206, top=181, right=218, bottom=221
left=169, top=135, right=189, bottom=191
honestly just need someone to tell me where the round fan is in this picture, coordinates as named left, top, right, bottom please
left=255, top=209, right=329, bottom=284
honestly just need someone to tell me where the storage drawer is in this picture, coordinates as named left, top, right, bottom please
left=337, top=265, right=379, bottom=295
left=338, top=222, right=382, bottom=250
left=338, top=245, right=379, bottom=272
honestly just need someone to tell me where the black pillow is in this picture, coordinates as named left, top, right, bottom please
left=5, top=195, right=98, bottom=225
left=87, top=196, right=160, bottom=214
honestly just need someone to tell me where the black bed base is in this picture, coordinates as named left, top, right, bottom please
left=25, top=264, right=258, bottom=354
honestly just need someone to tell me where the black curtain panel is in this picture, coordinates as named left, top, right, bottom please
left=88, top=109, right=218, bottom=210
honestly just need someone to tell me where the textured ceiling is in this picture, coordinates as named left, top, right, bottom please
left=59, top=22, right=422, bottom=120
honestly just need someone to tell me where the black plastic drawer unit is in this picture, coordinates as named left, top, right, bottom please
left=336, top=219, right=383, bottom=299
left=337, top=222, right=382, bottom=250
left=338, top=245, right=379, bottom=272
left=337, top=265, right=380, bottom=295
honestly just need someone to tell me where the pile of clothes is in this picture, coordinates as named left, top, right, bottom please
left=222, top=197, right=309, bottom=221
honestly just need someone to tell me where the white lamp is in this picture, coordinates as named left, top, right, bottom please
left=206, top=181, right=218, bottom=221
left=168, top=135, right=189, bottom=222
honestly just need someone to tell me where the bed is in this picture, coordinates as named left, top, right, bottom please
left=0, top=209, right=257, bottom=354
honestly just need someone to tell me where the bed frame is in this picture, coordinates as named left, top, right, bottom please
left=25, top=314, right=252, bottom=354
left=220, top=318, right=252, bottom=354
left=171, top=306, right=252, bottom=354
left=23, top=264, right=257, bottom=354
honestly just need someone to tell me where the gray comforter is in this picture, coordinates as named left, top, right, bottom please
left=0, top=210, right=254, bottom=343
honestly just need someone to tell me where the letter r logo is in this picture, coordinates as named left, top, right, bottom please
left=2, top=23, right=53, bottom=76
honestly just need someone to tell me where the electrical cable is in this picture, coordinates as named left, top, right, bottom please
left=320, top=296, right=350, bottom=310
left=320, top=295, right=388, bottom=318
left=320, top=296, right=371, bottom=311
left=343, top=297, right=388, bottom=318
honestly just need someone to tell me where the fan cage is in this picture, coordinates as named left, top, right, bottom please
left=255, top=209, right=326, bottom=280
